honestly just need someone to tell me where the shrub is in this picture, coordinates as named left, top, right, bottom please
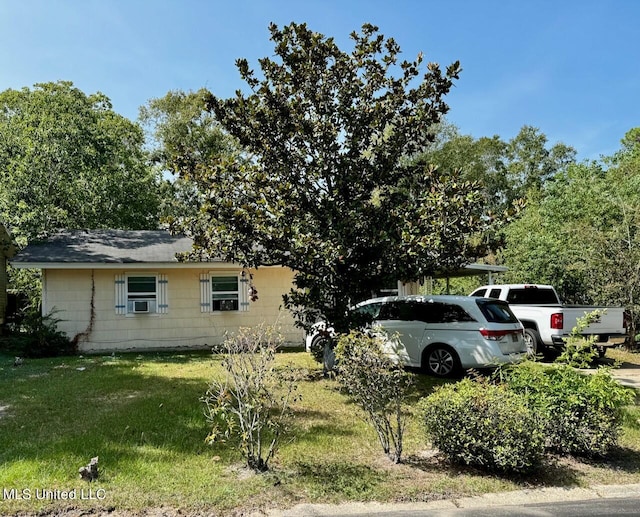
left=500, top=361, right=634, bottom=457
left=335, top=330, right=412, bottom=463
left=2, top=307, right=75, bottom=358
left=555, top=310, right=601, bottom=368
left=202, top=325, right=299, bottom=472
left=419, top=377, right=545, bottom=473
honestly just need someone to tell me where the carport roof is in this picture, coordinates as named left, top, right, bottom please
left=432, top=263, right=508, bottom=278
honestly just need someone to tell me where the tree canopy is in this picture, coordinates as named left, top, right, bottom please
left=164, top=22, right=496, bottom=331
left=139, top=88, right=239, bottom=222
left=502, top=128, right=640, bottom=336
left=0, top=81, right=162, bottom=246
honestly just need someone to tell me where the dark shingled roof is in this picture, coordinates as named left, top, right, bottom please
left=12, top=230, right=196, bottom=264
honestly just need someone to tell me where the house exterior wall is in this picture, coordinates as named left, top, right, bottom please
left=42, top=266, right=304, bottom=352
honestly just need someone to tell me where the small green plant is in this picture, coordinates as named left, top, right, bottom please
left=556, top=310, right=601, bottom=368
left=202, top=325, right=299, bottom=472
left=499, top=360, right=634, bottom=457
left=335, top=330, right=413, bottom=463
left=2, top=307, right=75, bottom=358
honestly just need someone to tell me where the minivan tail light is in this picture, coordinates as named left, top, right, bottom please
left=551, top=313, right=563, bottom=330
left=479, top=328, right=519, bottom=341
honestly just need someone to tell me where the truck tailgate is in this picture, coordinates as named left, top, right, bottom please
left=561, top=307, right=626, bottom=337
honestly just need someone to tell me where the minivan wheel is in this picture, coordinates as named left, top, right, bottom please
left=423, top=345, right=459, bottom=377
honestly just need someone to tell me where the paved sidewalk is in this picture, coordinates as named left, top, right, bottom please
left=265, top=484, right=640, bottom=516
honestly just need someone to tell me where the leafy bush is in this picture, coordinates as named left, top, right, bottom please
left=419, top=377, right=545, bottom=473
left=500, top=361, right=633, bottom=457
left=335, top=330, right=412, bottom=463
left=555, top=310, right=601, bottom=368
left=2, top=307, right=75, bottom=358
left=202, top=325, right=299, bottom=472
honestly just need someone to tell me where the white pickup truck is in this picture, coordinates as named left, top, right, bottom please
left=469, top=284, right=627, bottom=357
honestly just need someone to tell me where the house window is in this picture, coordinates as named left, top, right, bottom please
left=127, top=275, right=157, bottom=313
left=115, top=273, right=168, bottom=315
left=211, top=276, right=239, bottom=311
left=200, top=272, right=248, bottom=313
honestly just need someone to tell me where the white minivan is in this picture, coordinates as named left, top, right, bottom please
left=306, top=295, right=526, bottom=377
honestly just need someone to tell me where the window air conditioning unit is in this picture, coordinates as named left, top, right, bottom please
left=219, top=299, right=236, bottom=311
left=133, top=300, right=150, bottom=313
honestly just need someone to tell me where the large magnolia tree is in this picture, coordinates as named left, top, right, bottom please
left=169, top=23, right=495, bottom=331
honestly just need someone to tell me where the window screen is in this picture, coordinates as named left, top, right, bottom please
left=212, top=276, right=239, bottom=311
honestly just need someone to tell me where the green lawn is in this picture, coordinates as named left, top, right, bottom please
left=1, top=349, right=639, bottom=515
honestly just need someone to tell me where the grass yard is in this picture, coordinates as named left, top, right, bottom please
left=1, top=348, right=640, bottom=515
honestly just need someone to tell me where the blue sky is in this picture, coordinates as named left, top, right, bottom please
left=1, top=0, right=637, bottom=161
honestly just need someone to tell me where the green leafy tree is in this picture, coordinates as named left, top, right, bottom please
left=0, top=81, right=162, bottom=245
left=502, top=161, right=609, bottom=303
left=505, top=125, right=576, bottom=197
left=502, top=129, right=640, bottom=338
left=414, top=125, right=575, bottom=257
left=0, top=81, right=163, bottom=300
left=139, top=89, right=240, bottom=221
left=170, top=22, right=493, bottom=332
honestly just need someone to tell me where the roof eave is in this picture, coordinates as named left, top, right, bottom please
left=9, top=261, right=236, bottom=270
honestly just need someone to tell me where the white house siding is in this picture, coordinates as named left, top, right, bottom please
left=43, top=266, right=303, bottom=352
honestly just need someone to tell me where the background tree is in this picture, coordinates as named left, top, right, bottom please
left=502, top=161, right=610, bottom=302
left=414, top=125, right=575, bottom=261
left=139, top=89, right=239, bottom=222
left=168, top=22, right=495, bottom=333
left=502, top=129, right=640, bottom=339
left=0, top=81, right=163, bottom=298
left=0, top=81, right=162, bottom=245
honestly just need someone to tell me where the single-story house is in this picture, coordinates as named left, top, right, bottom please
left=0, top=224, right=16, bottom=326
left=10, top=229, right=304, bottom=352
left=10, top=229, right=508, bottom=353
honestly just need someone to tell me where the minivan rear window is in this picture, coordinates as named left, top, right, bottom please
left=476, top=299, right=519, bottom=323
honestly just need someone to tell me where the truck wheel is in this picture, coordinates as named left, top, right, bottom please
left=523, top=329, right=540, bottom=357
left=422, top=345, right=460, bottom=378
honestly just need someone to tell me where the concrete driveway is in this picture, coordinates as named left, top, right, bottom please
left=606, top=363, right=640, bottom=390
left=576, top=353, right=640, bottom=390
